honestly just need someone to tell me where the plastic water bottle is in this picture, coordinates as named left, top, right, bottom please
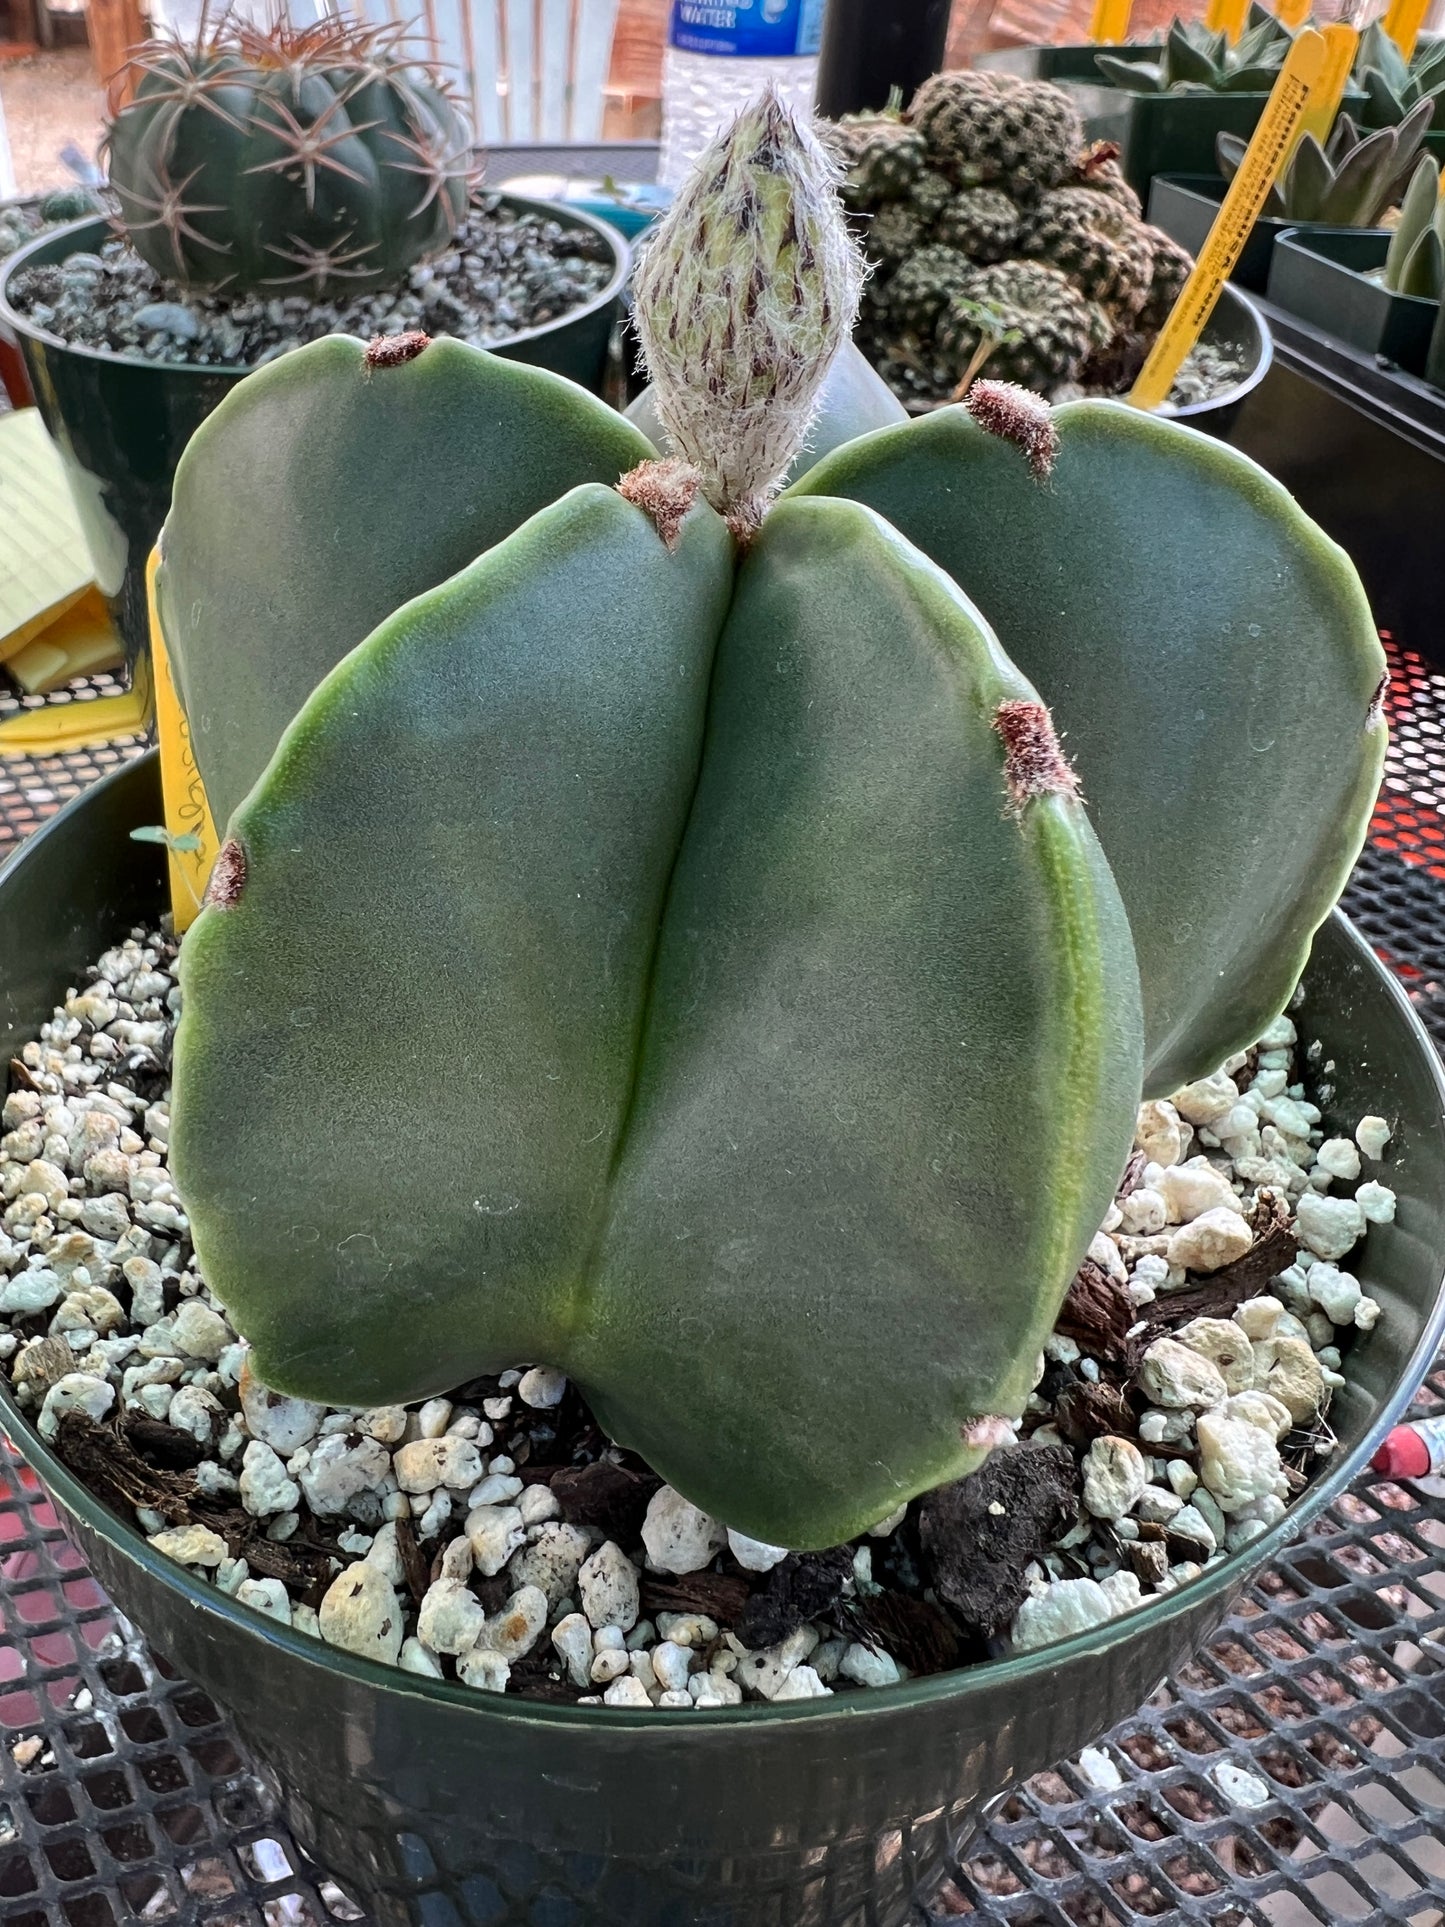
left=658, top=0, right=827, bottom=189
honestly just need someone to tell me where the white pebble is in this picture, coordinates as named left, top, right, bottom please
left=1212, top=1761, right=1271, bottom=1808
left=1354, top=1296, right=1381, bottom=1331
left=1306, top=1264, right=1361, bottom=1326
left=466, top=1504, right=526, bottom=1577
left=1169, top=1505, right=1217, bottom=1557
left=171, top=1300, right=231, bottom=1361
left=1012, top=1578, right=1115, bottom=1651
left=1137, top=1338, right=1227, bottom=1411
left=1077, top=1746, right=1123, bottom=1791
left=650, top=1642, right=694, bottom=1693
left=641, top=1486, right=726, bottom=1574
left=458, top=1649, right=511, bottom=1694
left=736, top=1627, right=820, bottom=1700
left=477, top=1585, right=549, bottom=1660
left=839, top=1643, right=902, bottom=1689
left=1166, top=1207, right=1252, bottom=1275
left=318, top=1564, right=403, bottom=1664
left=1170, top=1073, right=1238, bottom=1129
left=1134, top=1099, right=1183, bottom=1166
left=602, top=1676, right=651, bottom=1708
left=148, top=1523, right=229, bottom=1567
left=417, top=1397, right=453, bottom=1438
left=772, top=1666, right=832, bottom=1701
left=1314, top=1138, right=1360, bottom=1182
left=1354, top=1115, right=1391, bottom=1161
left=517, top=1483, right=559, bottom=1526
left=509, top=1522, right=591, bottom=1608
left=1294, top=1192, right=1365, bottom=1262
left=517, top=1367, right=567, bottom=1408
left=551, top=1612, right=595, bottom=1689
left=235, top=1577, right=291, bottom=1626
left=579, top=1540, right=641, bottom=1631
left=417, top=1577, right=487, bottom=1656
left=399, top=1638, right=444, bottom=1678
left=1356, top=1180, right=1397, bottom=1224
left=1174, top=1317, right=1254, bottom=1394
left=1197, top=1409, right=1288, bottom=1514
left=1158, top=1158, right=1238, bottom=1225
left=394, top=1436, right=484, bottom=1494
left=239, top=1440, right=300, bottom=1517
left=38, top=1372, right=113, bottom=1440
left=1082, top=1436, right=1149, bottom=1520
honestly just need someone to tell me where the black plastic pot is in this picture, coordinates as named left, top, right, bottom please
left=1265, top=226, right=1437, bottom=376
left=2, top=752, right=1443, bottom=1927
left=1161, top=280, right=1272, bottom=435
left=1148, top=173, right=1298, bottom=293
left=978, top=43, right=1159, bottom=83
left=0, top=203, right=629, bottom=665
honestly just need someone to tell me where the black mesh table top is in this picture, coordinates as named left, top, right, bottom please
left=0, top=634, right=1441, bottom=1927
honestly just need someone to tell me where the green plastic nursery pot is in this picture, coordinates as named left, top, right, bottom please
left=0, top=204, right=628, bottom=667
left=1265, top=226, right=1438, bottom=376
left=977, top=42, right=1160, bottom=83
left=3, top=753, right=1444, bottom=1927
left=1147, top=173, right=1295, bottom=293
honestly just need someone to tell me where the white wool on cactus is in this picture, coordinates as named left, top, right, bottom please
left=630, top=85, right=866, bottom=531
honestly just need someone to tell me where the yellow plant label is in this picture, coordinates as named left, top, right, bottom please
left=1088, top=0, right=1134, bottom=43
left=1384, top=0, right=1431, bottom=61
left=146, top=548, right=219, bottom=933
left=1291, top=22, right=1358, bottom=153
left=1205, top=0, right=1251, bottom=42
left=1130, top=27, right=1328, bottom=412
left=1274, top=0, right=1311, bottom=27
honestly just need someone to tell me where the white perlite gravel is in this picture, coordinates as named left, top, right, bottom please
left=0, top=932, right=1397, bottom=1707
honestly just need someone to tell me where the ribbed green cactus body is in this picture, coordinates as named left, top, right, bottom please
left=173, top=485, right=736, bottom=1405
left=792, top=403, right=1387, bottom=1096
left=157, top=336, right=653, bottom=829
left=105, top=32, right=471, bottom=295
left=161, top=331, right=1382, bottom=1546
left=578, top=498, right=1142, bottom=1543
left=169, top=447, right=1139, bottom=1545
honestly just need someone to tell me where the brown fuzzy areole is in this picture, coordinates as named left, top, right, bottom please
left=1368, top=669, right=1390, bottom=731
left=364, top=331, right=431, bottom=371
left=205, top=839, right=247, bottom=910
left=964, top=380, right=1059, bottom=483
left=617, top=457, right=704, bottom=552
left=1078, top=138, right=1123, bottom=179
left=993, top=699, right=1081, bottom=816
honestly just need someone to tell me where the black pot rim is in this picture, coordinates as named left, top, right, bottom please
left=0, top=194, right=630, bottom=378
left=2, top=751, right=1442, bottom=1733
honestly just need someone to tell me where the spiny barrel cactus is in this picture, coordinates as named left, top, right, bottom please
left=1217, top=104, right=1433, bottom=224
left=159, top=91, right=1384, bottom=1549
left=104, top=15, right=472, bottom=297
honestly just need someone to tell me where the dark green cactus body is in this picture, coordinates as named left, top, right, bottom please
left=157, top=336, right=652, bottom=829
left=160, top=328, right=1383, bottom=1545
left=174, top=485, right=736, bottom=1402
left=791, top=403, right=1387, bottom=1096
left=104, top=19, right=472, bottom=296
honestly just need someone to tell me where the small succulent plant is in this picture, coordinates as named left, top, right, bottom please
left=158, top=91, right=1384, bottom=1548
left=1352, top=20, right=1445, bottom=130
left=1216, top=102, right=1433, bottom=225
left=1383, top=151, right=1445, bottom=296
left=103, top=13, right=473, bottom=297
left=830, top=72, right=1192, bottom=404
left=1095, top=7, right=1292, bottom=95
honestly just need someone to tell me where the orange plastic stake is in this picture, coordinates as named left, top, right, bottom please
left=146, top=548, right=220, bottom=933
left=1130, top=27, right=1327, bottom=411
left=1088, top=0, right=1134, bottom=43
left=1205, top=0, right=1251, bottom=42
left=1290, top=22, right=1359, bottom=155
left=1384, top=0, right=1431, bottom=62
left=1274, top=0, right=1311, bottom=26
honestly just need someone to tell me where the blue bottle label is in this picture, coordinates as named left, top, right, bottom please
left=669, top=0, right=824, bottom=59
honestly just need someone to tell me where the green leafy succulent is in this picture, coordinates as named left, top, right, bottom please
left=1353, top=20, right=1445, bottom=129
left=1217, top=102, right=1433, bottom=224
left=1096, top=6, right=1291, bottom=95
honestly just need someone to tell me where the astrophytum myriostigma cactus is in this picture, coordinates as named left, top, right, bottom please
left=160, top=89, right=1383, bottom=1548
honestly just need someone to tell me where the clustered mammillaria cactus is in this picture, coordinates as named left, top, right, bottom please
left=157, top=88, right=1385, bottom=1550
left=831, top=71, right=1192, bottom=403
left=103, top=14, right=473, bottom=297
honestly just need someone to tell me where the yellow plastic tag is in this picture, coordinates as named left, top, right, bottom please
left=1273, top=0, right=1311, bottom=26
left=146, top=548, right=219, bottom=932
left=1384, top=0, right=1431, bottom=62
left=1088, top=0, right=1134, bottom=44
left=1205, top=0, right=1251, bottom=42
left=1290, top=22, right=1358, bottom=153
left=1130, top=28, right=1327, bottom=412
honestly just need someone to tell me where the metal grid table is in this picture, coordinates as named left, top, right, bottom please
left=0, top=640, right=1440, bottom=1927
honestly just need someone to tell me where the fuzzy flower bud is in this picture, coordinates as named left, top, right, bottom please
left=631, top=86, right=865, bottom=532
